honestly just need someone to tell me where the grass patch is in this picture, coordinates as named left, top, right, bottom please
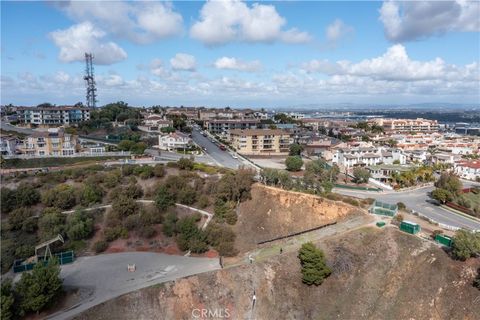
left=2, top=156, right=129, bottom=169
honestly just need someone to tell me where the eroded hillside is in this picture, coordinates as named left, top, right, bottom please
left=74, top=227, right=480, bottom=320
left=234, top=184, right=364, bottom=251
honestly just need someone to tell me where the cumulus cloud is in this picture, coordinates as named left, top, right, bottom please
left=190, top=0, right=311, bottom=45
left=300, top=44, right=479, bottom=83
left=326, top=19, right=353, bottom=45
left=170, top=53, right=196, bottom=71
left=213, top=57, right=262, bottom=72
left=379, top=0, right=480, bottom=42
left=55, top=1, right=183, bottom=44
left=49, top=21, right=127, bottom=65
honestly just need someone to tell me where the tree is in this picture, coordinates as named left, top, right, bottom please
left=15, top=259, right=63, bottom=315
left=285, top=156, right=303, bottom=171
left=153, top=164, right=166, bottom=177
left=155, top=185, right=175, bottom=211
left=1, top=279, right=15, bottom=320
left=131, top=142, right=147, bottom=155
left=435, top=173, right=462, bottom=197
left=162, top=212, right=178, bottom=237
left=41, top=184, right=77, bottom=209
left=118, top=140, right=135, bottom=151
left=38, top=208, right=66, bottom=240
left=8, top=207, right=33, bottom=231
left=1, top=188, right=16, bottom=214
left=298, top=242, right=331, bottom=285
left=289, top=143, right=304, bottom=156
left=15, top=184, right=40, bottom=207
left=112, top=194, right=138, bottom=217
left=353, top=167, right=370, bottom=184
left=431, top=188, right=453, bottom=204
left=178, top=157, right=194, bottom=170
left=451, top=230, right=480, bottom=260
left=66, top=210, right=94, bottom=241
left=80, top=183, right=104, bottom=206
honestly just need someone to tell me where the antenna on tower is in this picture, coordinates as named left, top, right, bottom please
left=84, top=53, right=97, bottom=108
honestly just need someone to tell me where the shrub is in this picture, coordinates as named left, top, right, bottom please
left=104, top=226, right=128, bottom=242
left=162, top=212, right=178, bottom=237
left=41, top=184, right=77, bottom=209
left=7, top=207, right=33, bottom=231
left=111, top=194, right=138, bottom=217
left=397, top=202, right=406, bottom=210
left=474, top=268, right=480, bottom=290
left=80, top=183, right=104, bottom=206
left=197, top=195, right=210, bottom=208
left=15, top=183, right=41, bottom=207
left=124, top=214, right=141, bottom=231
left=94, top=240, right=108, bottom=253
left=155, top=185, right=175, bottom=211
left=178, top=158, right=194, bottom=170
left=138, top=225, right=156, bottom=238
left=298, top=242, right=331, bottom=286
left=66, top=210, right=94, bottom=241
left=285, top=156, right=303, bottom=171
left=1, top=188, right=16, bottom=214
left=342, top=198, right=359, bottom=207
left=452, top=230, right=480, bottom=260
left=38, top=208, right=66, bottom=240
left=352, top=168, right=370, bottom=184
left=153, top=164, right=166, bottom=177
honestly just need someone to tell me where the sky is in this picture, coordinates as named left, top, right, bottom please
left=1, top=0, right=479, bottom=108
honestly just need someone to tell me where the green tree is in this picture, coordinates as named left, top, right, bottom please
left=153, top=164, right=166, bottom=177
left=112, top=194, right=138, bottom=217
left=1, top=188, right=16, bottom=214
left=80, top=183, right=104, bottom=206
left=155, top=185, right=175, bottom=211
left=285, top=156, right=303, bottom=171
left=178, top=157, right=194, bottom=170
left=451, top=230, right=480, bottom=260
left=435, top=173, right=462, bottom=197
left=353, top=167, right=370, bottom=184
left=38, top=208, right=66, bottom=240
left=66, top=210, right=94, bottom=241
left=431, top=188, right=453, bottom=204
left=131, top=142, right=147, bottom=155
left=162, top=212, right=178, bottom=237
left=41, top=184, right=77, bottom=209
left=7, top=207, right=33, bottom=231
left=15, top=184, right=41, bottom=207
left=1, top=279, right=15, bottom=320
left=298, top=242, right=332, bottom=286
left=15, top=259, right=63, bottom=315
left=289, top=143, right=304, bottom=156
left=118, top=140, right=135, bottom=151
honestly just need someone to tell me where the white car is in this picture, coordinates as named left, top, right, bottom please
left=231, top=154, right=238, bottom=159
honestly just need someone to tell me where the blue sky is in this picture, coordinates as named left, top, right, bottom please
left=1, top=1, right=479, bottom=108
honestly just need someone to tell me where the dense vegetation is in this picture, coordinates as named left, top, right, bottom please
left=451, top=229, right=480, bottom=261
left=432, top=173, right=480, bottom=217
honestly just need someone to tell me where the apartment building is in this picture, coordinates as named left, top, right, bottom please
left=229, top=129, right=293, bottom=156
left=158, top=131, right=192, bottom=151
left=21, top=127, right=79, bottom=156
left=454, top=160, right=480, bottom=181
left=16, top=106, right=90, bottom=126
left=206, top=119, right=260, bottom=135
left=332, top=147, right=406, bottom=168
left=0, top=136, right=19, bottom=155
left=368, top=118, right=439, bottom=132
left=138, top=115, right=173, bottom=133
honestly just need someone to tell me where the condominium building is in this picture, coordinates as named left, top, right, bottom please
left=0, top=136, right=19, bottom=155
left=16, top=106, right=90, bottom=126
left=229, top=129, right=293, bottom=156
left=206, top=119, right=260, bottom=135
left=21, top=127, right=79, bottom=156
left=368, top=118, right=439, bottom=132
left=332, top=147, right=406, bottom=168
left=454, top=160, right=480, bottom=181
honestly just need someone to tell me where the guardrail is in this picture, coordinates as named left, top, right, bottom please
left=334, top=184, right=382, bottom=192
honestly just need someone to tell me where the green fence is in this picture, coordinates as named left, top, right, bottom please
left=369, top=200, right=398, bottom=217
left=13, top=251, right=75, bottom=273
left=334, top=184, right=382, bottom=192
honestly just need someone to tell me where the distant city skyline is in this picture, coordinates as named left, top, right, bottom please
left=1, top=1, right=479, bottom=107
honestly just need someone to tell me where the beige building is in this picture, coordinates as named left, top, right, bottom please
left=368, top=118, right=439, bottom=132
left=21, top=127, right=79, bottom=156
left=229, top=129, right=292, bottom=156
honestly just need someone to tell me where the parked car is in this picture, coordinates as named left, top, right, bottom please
left=219, top=145, right=226, bottom=151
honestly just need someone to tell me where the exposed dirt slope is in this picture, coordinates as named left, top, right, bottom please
left=75, top=227, right=480, bottom=320
left=234, top=184, right=363, bottom=251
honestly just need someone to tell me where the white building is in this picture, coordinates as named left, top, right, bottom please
left=332, top=147, right=406, bottom=168
left=454, top=160, right=480, bottom=181
left=158, top=132, right=192, bottom=151
left=139, top=115, right=172, bottom=133
left=0, top=136, right=19, bottom=155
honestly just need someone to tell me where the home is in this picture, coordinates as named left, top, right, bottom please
left=0, top=136, right=19, bottom=155
left=158, top=131, right=192, bottom=151
left=454, top=160, right=480, bottom=181
left=20, top=127, right=79, bottom=156
left=139, top=115, right=172, bottom=133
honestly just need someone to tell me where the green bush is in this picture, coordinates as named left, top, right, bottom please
left=153, top=164, right=166, bottom=177
left=452, top=230, right=480, bottom=260
left=94, top=240, right=108, bottom=253
left=285, top=156, right=303, bottom=171
left=66, top=210, right=94, bottom=241
left=41, top=184, right=77, bottom=209
left=104, top=226, right=128, bottom=242
left=178, top=158, right=194, bottom=170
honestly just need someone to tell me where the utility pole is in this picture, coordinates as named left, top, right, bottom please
left=84, top=53, right=97, bottom=108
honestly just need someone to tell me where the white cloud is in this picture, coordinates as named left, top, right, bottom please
left=55, top=1, right=183, bottom=44
left=326, top=19, right=353, bottom=45
left=49, top=21, right=127, bottom=65
left=379, top=0, right=480, bottom=42
left=190, top=0, right=311, bottom=45
left=213, top=57, right=262, bottom=72
left=170, top=53, right=196, bottom=71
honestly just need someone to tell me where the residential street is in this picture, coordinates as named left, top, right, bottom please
left=335, top=182, right=480, bottom=230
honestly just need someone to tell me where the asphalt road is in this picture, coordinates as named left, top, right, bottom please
left=191, top=128, right=246, bottom=169
left=335, top=183, right=480, bottom=230
left=46, top=252, right=220, bottom=320
left=1, top=121, right=36, bottom=134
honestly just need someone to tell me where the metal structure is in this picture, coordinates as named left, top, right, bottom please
left=84, top=52, right=97, bottom=108
left=34, top=234, right=64, bottom=262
